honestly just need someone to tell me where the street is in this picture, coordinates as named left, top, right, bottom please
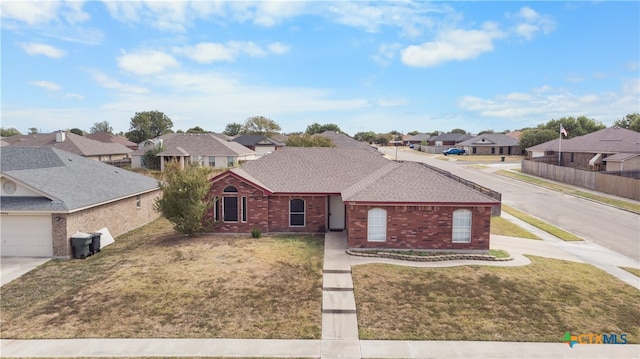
left=379, top=147, right=640, bottom=262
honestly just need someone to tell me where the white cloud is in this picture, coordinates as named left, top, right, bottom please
left=372, top=43, right=402, bottom=67
left=117, top=50, right=179, bottom=75
left=64, top=93, right=84, bottom=100
left=19, top=42, right=67, bottom=58
left=401, top=22, right=504, bottom=67
left=512, top=6, right=555, bottom=40
left=92, top=72, right=148, bottom=94
left=175, top=41, right=289, bottom=63
left=1, top=1, right=61, bottom=25
left=30, top=80, right=62, bottom=91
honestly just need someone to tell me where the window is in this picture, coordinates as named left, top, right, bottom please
left=241, top=196, right=247, bottom=222
left=367, top=208, right=387, bottom=242
left=227, top=156, right=235, bottom=167
left=499, top=147, right=504, bottom=154
left=214, top=197, right=220, bottom=222
left=209, top=156, right=216, bottom=167
left=290, top=199, right=305, bottom=226
left=223, top=186, right=238, bottom=222
left=452, top=209, right=472, bottom=243
left=491, top=147, right=496, bottom=154
left=136, top=195, right=141, bottom=209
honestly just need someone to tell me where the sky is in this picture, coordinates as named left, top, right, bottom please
left=2, top=1, right=639, bottom=136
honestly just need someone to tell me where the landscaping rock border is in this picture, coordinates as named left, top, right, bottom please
left=346, top=250, right=514, bottom=262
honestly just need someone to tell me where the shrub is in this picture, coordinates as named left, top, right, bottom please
left=251, top=228, right=262, bottom=239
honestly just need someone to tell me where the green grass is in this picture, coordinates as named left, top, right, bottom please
left=489, top=249, right=510, bottom=258
left=501, top=204, right=584, bottom=241
left=491, top=216, right=540, bottom=240
left=353, top=256, right=640, bottom=342
left=621, top=266, right=640, bottom=277
left=496, top=170, right=640, bottom=214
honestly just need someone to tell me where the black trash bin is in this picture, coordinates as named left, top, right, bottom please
left=501, top=156, right=506, bottom=162
left=71, top=232, right=93, bottom=259
left=89, top=232, right=102, bottom=254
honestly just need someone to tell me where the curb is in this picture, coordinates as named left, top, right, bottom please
left=346, top=250, right=514, bottom=262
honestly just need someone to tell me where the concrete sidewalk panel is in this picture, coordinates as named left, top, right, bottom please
left=323, top=290, right=356, bottom=313
left=322, top=313, right=359, bottom=340
left=321, top=339, right=361, bottom=359
left=323, top=272, right=354, bottom=290
left=360, top=340, right=413, bottom=358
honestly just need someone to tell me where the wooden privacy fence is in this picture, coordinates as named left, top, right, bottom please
left=522, top=159, right=640, bottom=201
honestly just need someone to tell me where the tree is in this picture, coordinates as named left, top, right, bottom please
left=0, top=127, right=21, bottom=137
left=354, top=131, right=377, bottom=143
left=407, top=130, right=420, bottom=136
left=613, top=113, right=640, bottom=132
left=28, top=127, right=39, bottom=134
left=450, top=128, right=467, bottom=134
left=69, top=128, right=84, bottom=136
left=541, top=116, right=604, bottom=138
left=90, top=121, right=114, bottom=134
left=375, top=133, right=392, bottom=146
left=286, top=133, right=334, bottom=147
left=519, top=128, right=557, bottom=152
left=143, top=143, right=164, bottom=171
left=186, top=126, right=207, bottom=133
left=223, top=122, right=242, bottom=136
left=242, top=116, right=281, bottom=136
left=154, top=162, right=214, bottom=236
left=305, top=123, right=342, bottom=135
left=126, top=111, right=173, bottom=143
left=478, top=129, right=495, bottom=135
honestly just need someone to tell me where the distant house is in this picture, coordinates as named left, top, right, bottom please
left=5, top=131, right=132, bottom=161
left=457, top=134, right=521, bottom=156
left=526, top=127, right=640, bottom=171
left=0, top=147, right=161, bottom=258
left=207, top=148, right=499, bottom=251
left=232, top=134, right=285, bottom=156
left=428, top=133, right=474, bottom=147
left=405, top=133, right=432, bottom=146
left=131, top=133, right=256, bottom=171
left=86, top=133, right=138, bottom=150
left=315, top=131, right=379, bottom=153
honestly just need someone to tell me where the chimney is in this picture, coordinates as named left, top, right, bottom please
left=56, top=130, right=66, bottom=143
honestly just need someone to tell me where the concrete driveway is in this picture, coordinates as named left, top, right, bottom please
left=1, top=257, right=51, bottom=287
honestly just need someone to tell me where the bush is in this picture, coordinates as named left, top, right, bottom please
left=251, top=228, right=262, bottom=239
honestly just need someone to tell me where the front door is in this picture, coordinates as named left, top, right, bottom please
left=329, top=195, right=345, bottom=230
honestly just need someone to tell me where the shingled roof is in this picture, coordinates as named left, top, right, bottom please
left=0, top=147, right=158, bottom=212
left=6, top=131, right=132, bottom=157
left=527, top=127, right=640, bottom=153
left=133, top=133, right=254, bottom=157
left=223, top=147, right=498, bottom=205
left=315, top=131, right=379, bottom=152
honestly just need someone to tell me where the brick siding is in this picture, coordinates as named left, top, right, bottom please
left=346, top=204, right=491, bottom=251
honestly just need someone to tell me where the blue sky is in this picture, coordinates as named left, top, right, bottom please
left=2, top=1, right=639, bottom=136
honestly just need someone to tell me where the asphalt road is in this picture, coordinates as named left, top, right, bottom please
left=380, top=147, right=640, bottom=261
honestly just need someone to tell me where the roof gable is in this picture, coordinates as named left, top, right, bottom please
left=458, top=134, right=519, bottom=147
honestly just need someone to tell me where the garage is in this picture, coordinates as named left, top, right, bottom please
left=0, top=215, right=53, bottom=257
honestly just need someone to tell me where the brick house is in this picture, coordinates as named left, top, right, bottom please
left=207, top=148, right=499, bottom=252
left=456, top=134, right=521, bottom=156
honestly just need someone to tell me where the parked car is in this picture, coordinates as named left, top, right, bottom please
left=443, top=148, right=466, bottom=156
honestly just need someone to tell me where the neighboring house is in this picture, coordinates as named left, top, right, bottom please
left=207, top=148, right=499, bottom=251
left=315, top=131, right=380, bottom=153
left=232, top=134, right=285, bottom=156
left=457, top=134, right=521, bottom=155
left=526, top=127, right=640, bottom=171
left=5, top=131, right=132, bottom=161
left=86, top=133, right=138, bottom=150
left=428, top=133, right=474, bottom=147
left=406, top=133, right=432, bottom=146
left=0, top=147, right=161, bottom=258
left=131, top=132, right=256, bottom=171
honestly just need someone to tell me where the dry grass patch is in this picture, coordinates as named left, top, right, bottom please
left=621, top=266, right=640, bottom=277
left=491, top=216, right=539, bottom=239
left=353, top=256, right=640, bottom=342
left=1, top=218, right=323, bottom=339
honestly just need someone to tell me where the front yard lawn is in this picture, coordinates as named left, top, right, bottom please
left=353, top=256, right=640, bottom=343
left=0, top=218, right=324, bottom=339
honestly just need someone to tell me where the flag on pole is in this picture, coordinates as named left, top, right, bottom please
left=560, top=125, right=568, bottom=137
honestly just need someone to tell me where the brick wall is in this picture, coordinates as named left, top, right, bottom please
left=207, top=174, right=270, bottom=233
left=267, top=195, right=326, bottom=233
left=346, top=204, right=491, bottom=251
left=53, top=190, right=162, bottom=258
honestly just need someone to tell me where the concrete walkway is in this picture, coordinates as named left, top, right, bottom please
left=2, top=230, right=639, bottom=358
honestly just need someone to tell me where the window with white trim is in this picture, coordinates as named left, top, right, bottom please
left=209, top=156, right=216, bottom=167
left=241, top=196, right=247, bottom=222
left=223, top=186, right=238, bottom=222
left=290, top=198, right=305, bottom=226
left=367, top=208, right=387, bottom=242
left=452, top=209, right=472, bottom=243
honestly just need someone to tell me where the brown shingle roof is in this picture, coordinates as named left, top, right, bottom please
left=7, top=131, right=132, bottom=157
left=527, top=127, right=640, bottom=153
left=134, top=133, right=254, bottom=157
left=315, top=131, right=378, bottom=152
left=227, top=147, right=499, bottom=204
left=457, top=134, right=519, bottom=147
left=86, top=133, right=137, bottom=147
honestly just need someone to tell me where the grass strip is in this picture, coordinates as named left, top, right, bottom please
left=501, top=204, right=583, bottom=241
left=491, top=216, right=540, bottom=240
left=353, top=256, right=640, bottom=342
left=621, top=266, right=640, bottom=277
left=489, top=249, right=510, bottom=258
left=496, top=170, right=640, bottom=214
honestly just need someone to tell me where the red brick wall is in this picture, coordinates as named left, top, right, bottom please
left=268, top=195, right=326, bottom=233
left=207, top=174, right=270, bottom=233
left=208, top=174, right=327, bottom=233
left=346, top=204, right=491, bottom=251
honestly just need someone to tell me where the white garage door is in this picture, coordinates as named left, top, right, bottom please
left=0, top=215, right=53, bottom=257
